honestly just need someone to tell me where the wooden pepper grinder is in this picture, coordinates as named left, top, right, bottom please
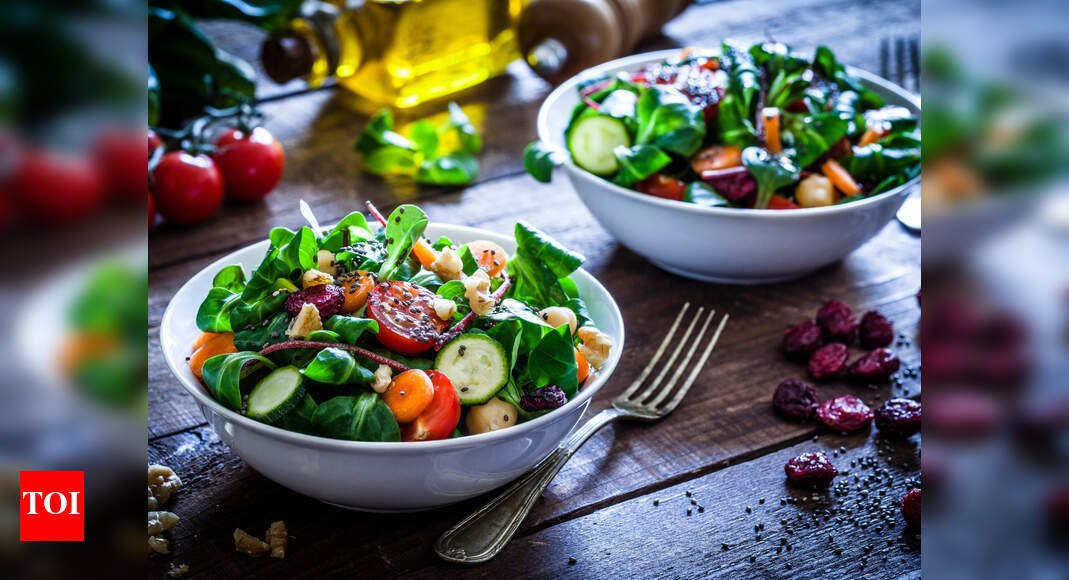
left=517, top=0, right=692, bottom=84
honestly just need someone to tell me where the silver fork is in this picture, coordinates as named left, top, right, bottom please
left=881, top=35, right=923, bottom=233
left=434, top=303, right=729, bottom=564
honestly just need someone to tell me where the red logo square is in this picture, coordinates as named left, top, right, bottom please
left=20, top=471, right=84, bottom=541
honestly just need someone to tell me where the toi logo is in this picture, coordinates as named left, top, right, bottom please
left=20, top=471, right=84, bottom=541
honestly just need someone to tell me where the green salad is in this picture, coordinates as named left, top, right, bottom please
left=190, top=202, right=611, bottom=442
left=525, top=42, right=921, bottom=209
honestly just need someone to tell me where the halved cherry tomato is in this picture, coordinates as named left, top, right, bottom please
left=383, top=369, right=434, bottom=423
left=576, top=348, right=590, bottom=384
left=635, top=173, right=686, bottom=201
left=767, top=195, right=800, bottom=210
left=366, top=280, right=448, bottom=354
left=466, top=240, right=508, bottom=277
left=213, top=127, right=285, bottom=201
left=401, top=370, right=461, bottom=442
left=336, top=270, right=375, bottom=314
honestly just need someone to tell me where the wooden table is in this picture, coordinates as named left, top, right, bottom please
left=149, top=1, right=922, bottom=577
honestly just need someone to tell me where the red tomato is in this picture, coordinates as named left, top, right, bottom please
left=8, top=150, right=106, bottom=224
left=152, top=151, right=223, bottom=225
left=767, top=195, right=800, bottom=210
left=401, top=370, right=461, bottom=442
left=366, top=281, right=448, bottom=354
left=148, top=130, right=163, bottom=157
left=94, top=128, right=147, bottom=202
left=148, top=192, right=155, bottom=229
left=213, top=127, right=284, bottom=201
left=635, top=173, right=686, bottom=201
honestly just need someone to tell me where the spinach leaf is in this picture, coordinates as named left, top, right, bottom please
left=269, top=227, right=295, bottom=248
left=233, top=311, right=289, bottom=351
left=812, top=45, right=884, bottom=109
left=312, top=394, right=400, bottom=442
left=196, top=287, right=241, bottom=332
left=201, top=351, right=277, bottom=412
left=442, top=101, right=482, bottom=155
left=612, top=144, right=672, bottom=187
left=514, top=221, right=585, bottom=278
left=322, top=316, right=379, bottom=344
left=523, top=141, right=561, bottom=183
left=839, top=142, right=921, bottom=182
left=355, top=103, right=482, bottom=185
left=230, top=290, right=288, bottom=332
left=408, top=119, right=439, bottom=157
left=786, top=112, right=850, bottom=168
left=211, top=265, right=246, bottom=293
left=378, top=204, right=429, bottom=280
left=456, top=245, right=481, bottom=276
left=721, top=41, right=761, bottom=115
left=306, top=329, right=342, bottom=342
left=301, top=348, right=375, bottom=385
left=684, top=182, right=730, bottom=207
left=634, top=85, right=706, bottom=156
left=715, top=92, right=758, bottom=147
left=319, top=211, right=373, bottom=252
left=524, top=325, right=579, bottom=396
left=279, top=226, right=317, bottom=273
left=508, top=222, right=585, bottom=308
left=742, top=146, right=800, bottom=209
left=279, top=394, right=317, bottom=433
left=415, top=153, right=479, bottom=185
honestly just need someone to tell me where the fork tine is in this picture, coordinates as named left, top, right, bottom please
left=895, top=36, right=906, bottom=88
left=644, top=309, right=716, bottom=408
left=617, top=303, right=690, bottom=401
left=659, top=313, right=730, bottom=414
left=909, top=36, right=921, bottom=92
left=628, top=306, right=705, bottom=403
left=879, top=37, right=890, bottom=80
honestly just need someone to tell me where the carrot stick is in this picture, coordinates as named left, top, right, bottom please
left=858, top=126, right=886, bottom=146
left=821, top=159, right=861, bottom=195
left=762, top=107, right=781, bottom=154
left=411, top=239, right=438, bottom=268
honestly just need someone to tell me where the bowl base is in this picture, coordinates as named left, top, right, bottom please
left=322, top=499, right=450, bottom=513
left=652, top=260, right=818, bottom=285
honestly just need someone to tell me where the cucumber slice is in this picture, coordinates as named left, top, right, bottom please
left=247, top=366, right=306, bottom=423
left=434, top=334, right=508, bottom=405
left=568, top=115, right=631, bottom=176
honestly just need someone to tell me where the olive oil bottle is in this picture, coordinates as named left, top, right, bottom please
left=262, top=0, right=526, bottom=108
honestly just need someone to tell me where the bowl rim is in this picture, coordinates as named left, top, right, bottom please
left=159, top=222, right=625, bottom=454
left=536, top=48, right=922, bottom=218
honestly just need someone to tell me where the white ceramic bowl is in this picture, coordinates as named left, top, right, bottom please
left=159, top=223, right=624, bottom=512
left=537, top=49, right=922, bottom=284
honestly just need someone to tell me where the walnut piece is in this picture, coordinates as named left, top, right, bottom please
left=148, top=510, right=180, bottom=535
left=578, top=326, right=612, bottom=370
left=167, top=563, right=190, bottom=578
left=302, top=268, right=335, bottom=289
left=148, top=464, right=181, bottom=507
left=148, top=535, right=170, bottom=555
left=286, top=302, right=323, bottom=338
left=233, top=528, right=270, bottom=557
left=429, top=247, right=463, bottom=282
left=462, top=270, right=495, bottom=316
left=266, top=520, right=288, bottom=559
left=432, top=297, right=457, bottom=320
left=371, top=364, right=392, bottom=394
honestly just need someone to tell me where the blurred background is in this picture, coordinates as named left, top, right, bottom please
left=0, top=0, right=1065, bottom=577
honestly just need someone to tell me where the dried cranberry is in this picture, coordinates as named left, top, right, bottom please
left=284, top=284, right=344, bottom=319
left=699, top=166, right=756, bottom=201
left=784, top=452, right=838, bottom=488
left=901, top=488, right=921, bottom=526
left=808, top=342, right=848, bottom=381
left=859, top=310, right=894, bottom=348
left=817, top=395, right=874, bottom=432
left=874, top=398, right=922, bottom=438
left=816, top=300, right=858, bottom=343
left=519, top=385, right=567, bottom=412
left=846, top=348, right=900, bottom=384
left=772, top=379, right=820, bottom=421
left=782, top=320, right=823, bottom=362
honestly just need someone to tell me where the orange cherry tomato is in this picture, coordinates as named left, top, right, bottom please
left=466, top=240, right=508, bottom=277
left=336, top=270, right=375, bottom=314
left=575, top=348, right=590, bottom=384
left=691, top=145, right=742, bottom=173
left=401, top=370, right=461, bottom=442
left=383, top=369, right=435, bottom=423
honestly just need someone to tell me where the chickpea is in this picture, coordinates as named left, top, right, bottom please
left=794, top=174, right=836, bottom=208
left=539, top=306, right=577, bottom=335
left=465, top=397, right=518, bottom=435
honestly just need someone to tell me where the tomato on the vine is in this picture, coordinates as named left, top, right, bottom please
left=94, top=129, right=147, bottom=202
left=148, top=130, right=163, bottom=157
left=8, top=150, right=106, bottom=224
left=151, top=151, right=223, bottom=225
left=401, top=370, right=461, bottom=442
left=366, top=281, right=448, bottom=354
left=213, top=127, right=284, bottom=201
left=148, top=192, right=156, bottom=229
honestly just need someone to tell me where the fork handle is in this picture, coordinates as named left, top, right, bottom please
left=434, top=408, right=625, bottom=564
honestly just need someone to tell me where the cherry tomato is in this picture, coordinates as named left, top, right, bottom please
left=465, top=240, right=508, bottom=277
left=152, top=151, right=223, bottom=225
left=767, top=195, right=800, bottom=210
left=213, top=127, right=284, bottom=201
left=336, top=270, right=376, bottom=314
left=8, top=150, right=106, bottom=224
left=148, top=129, right=163, bottom=156
left=635, top=173, right=686, bottom=201
left=94, top=128, right=147, bottom=202
left=401, top=370, right=461, bottom=442
left=382, top=369, right=435, bottom=423
left=366, top=281, right=448, bottom=354
left=148, top=192, right=155, bottom=229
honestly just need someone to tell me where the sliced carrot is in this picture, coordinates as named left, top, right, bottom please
left=575, top=348, right=590, bottom=384
left=189, top=332, right=237, bottom=380
left=60, top=333, right=118, bottom=375
left=762, top=107, right=781, bottom=154
left=411, top=238, right=438, bottom=269
left=337, top=270, right=375, bottom=314
left=858, top=126, right=886, bottom=146
left=466, top=240, right=509, bottom=278
left=192, top=331, right=216, bottom=352
left=691, top=145, right=742, bottom=173
left=821, top=159, right=861, bottom=196
left=383, top=369, right=434, bottom=423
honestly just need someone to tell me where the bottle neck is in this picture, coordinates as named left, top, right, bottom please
left=262, top=0, right=353, bottom=85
